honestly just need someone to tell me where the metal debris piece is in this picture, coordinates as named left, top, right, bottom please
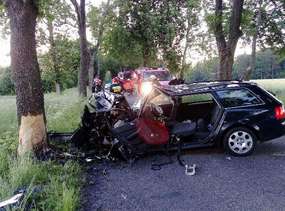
left=185, top=164, right=196, bottom=176
left=102, top=168, right=108, bottom=176
left=85, top=158, right=93, bottom=163
left=226, top=156, right=232, bottom=160
left=121, top=193, right=127, bottom=200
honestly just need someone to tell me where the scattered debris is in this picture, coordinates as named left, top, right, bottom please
left=0, top=186, right=42, bottom=211
left=151, top=156, right=174, bottom=171
left=272, top=152, right=285, bottom=157
left=102, top=168, right=108, bottom=176
left=121, top=193, right=127, bottom=200
left=185, top=164, right=196, bottom=176
left=226, top=156, right=232, bottom=160
left=85, top=158, right=93, bottom=163
left=0, top=192, right=24, bottom=209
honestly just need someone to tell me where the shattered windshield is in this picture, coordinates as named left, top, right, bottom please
left=143, top=71, right=171, bottom=81
left=141, top=90, right=174, bottom=119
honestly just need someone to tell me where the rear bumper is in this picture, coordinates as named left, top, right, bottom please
left=261, top=119, right=285, bottom=142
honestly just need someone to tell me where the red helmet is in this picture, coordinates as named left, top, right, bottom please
left=94, top=77, right=102, bottom=86
left=112, top=77, right=120, bottom=84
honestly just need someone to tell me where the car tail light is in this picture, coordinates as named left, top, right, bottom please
left=275, top=105, right=285, bottom=120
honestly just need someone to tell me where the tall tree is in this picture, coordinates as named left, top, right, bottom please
left=258, top=0, right=285, bottom=57
left=213, top=0, right=244, bottom=80
left=39, top=0, right=75, bottom=94
left=118, top=0, right=188, bottom=72
left=242, top=0, right=263, bottom=80
left=88, top=0, right=111, bottom=87
left=70, top=0, right=89, bottom=97
left=2, top=0, right=47, bottom=155
left=181, top=0, right=201, bottom=78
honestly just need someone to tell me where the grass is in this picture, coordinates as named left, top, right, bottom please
left=252, top=78, right=285, bottom=103
left=0, top=88, right=85, bottom=210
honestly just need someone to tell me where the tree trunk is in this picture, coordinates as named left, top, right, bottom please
left=88, top=49, right=95, bottom=89
left=88, top=0, right=111, bottom=84
left=214, top=0, right=244, bottom=80
left=243, top=0, right=262, bottom=81
left=4, top=0, right=47, bottom=156
left=180, top=9, right=192, bottom=79
left=143, top=47, right=150, bottom=66
left=71, top=0, right=90, bottom=97
left=47, top=19, right=61, bottom=94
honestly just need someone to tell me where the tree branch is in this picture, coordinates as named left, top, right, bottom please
left=70, top=0, right=81, bottom=23
left=95, top=0, right=111, bottom=50
left=214, top=0, right=227, bottom=52
left=228, top=0, right=244, bottom=48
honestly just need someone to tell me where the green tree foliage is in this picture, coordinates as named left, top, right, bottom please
left=0, top=67, right=14, bottom=95
left=99, top=55, right=122, bottom=77
left=244, top=0, right=285, bottom=56
left=185, top=49, right=285, bottom=82
left=119, top=0, right=188, bottom=71
left=37, top=0, right=76, bottom=94
left=103, top=23, right=145, bottom=68
left=88, top=0, right=149, bottom=69
left=39, top=38, right=80, bottom=92
left=88, top=0, right=198, bottom=73
left=185, top=57, right=219, bottom=82
left=234, top=49, right=285, bottom=79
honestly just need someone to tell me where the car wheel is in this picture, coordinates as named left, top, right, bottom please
left=223, top=127, right=257, bottom=156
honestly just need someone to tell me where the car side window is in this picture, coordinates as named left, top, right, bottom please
left=181, top=93, right=213, bottom=104
left=216, top=89, right=263, bottom=108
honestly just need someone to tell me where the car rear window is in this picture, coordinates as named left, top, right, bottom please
left=216, top=89, right=263, bottom=108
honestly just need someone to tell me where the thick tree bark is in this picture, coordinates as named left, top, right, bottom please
left=71, top=0, right=90, bottom=97
left=4, top=0, right=47, bottom=156
left=47, top=19, right=61, bottom=94
left=214, top=0, right=244, bottom=80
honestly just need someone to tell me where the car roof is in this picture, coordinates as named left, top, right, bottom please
left=156, top=80, right=257, bottom=96
left=136, top=67, right=169, bottom=73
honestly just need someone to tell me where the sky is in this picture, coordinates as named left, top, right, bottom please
left=0, top=0, right=251, bottom=68
left=0, top=36, right=10, bottom=67
left=0, top=0, right=105, bottom=68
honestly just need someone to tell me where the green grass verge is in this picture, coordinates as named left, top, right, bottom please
left=0, top=88, right=85, bottom=210
left=253, top=79, right=285, bottom=103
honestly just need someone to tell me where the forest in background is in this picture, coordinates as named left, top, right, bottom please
left=0, top=0, right=284, bottom=95
left=1, top=49, right=285, bottom=95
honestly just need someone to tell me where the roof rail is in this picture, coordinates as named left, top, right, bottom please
left=188, top=79, right=244, bottom=84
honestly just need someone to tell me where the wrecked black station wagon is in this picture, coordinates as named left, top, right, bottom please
left=129, top=80, right=285, bottom=156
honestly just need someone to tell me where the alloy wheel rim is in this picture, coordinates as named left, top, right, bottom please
left=228, top=130, right=253, bottom=154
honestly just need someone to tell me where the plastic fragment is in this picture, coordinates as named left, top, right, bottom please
left=0, top=193, right=24, bottom=208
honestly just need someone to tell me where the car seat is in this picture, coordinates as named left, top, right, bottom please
left=197, top=104, right=220, bottom=132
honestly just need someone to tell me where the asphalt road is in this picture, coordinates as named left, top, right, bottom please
left=82, top=137, right=285, bottom=211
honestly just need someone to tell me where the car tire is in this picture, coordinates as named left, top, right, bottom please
left=223, top=127, right=257, bottom=156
